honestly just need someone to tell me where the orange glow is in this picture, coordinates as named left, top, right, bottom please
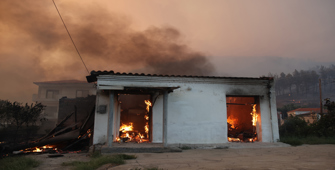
left=119, top=123, right=133, bottom=132
left=227, top=116, right=237, bottom=128
left=144, top=100, right=152, bottom=112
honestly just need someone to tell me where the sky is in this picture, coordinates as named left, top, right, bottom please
left=0, top=0, right=334, bottom=103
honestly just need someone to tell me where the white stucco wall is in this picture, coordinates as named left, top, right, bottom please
left=92, top=90, right=109, bottom=144
left=166, top=83, right=227, bottom=144
left=152, top=94, right=163, bottom=143
left=92, top=75, right=280, bottom=145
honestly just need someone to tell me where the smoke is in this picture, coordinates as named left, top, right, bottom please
left=0, top=0, right=215, bottom=102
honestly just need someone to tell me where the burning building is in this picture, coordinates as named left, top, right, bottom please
left=86, top=71, right=279, bottom=147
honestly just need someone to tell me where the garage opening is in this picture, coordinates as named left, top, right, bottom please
left=116, top=94, right=152, bottom=143
left=226, top=96, right=261, bottom=142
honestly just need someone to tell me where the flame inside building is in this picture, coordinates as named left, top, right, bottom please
left=227, top=96, right=261, bottom=142
left=116, top=94, right=151, bottom=143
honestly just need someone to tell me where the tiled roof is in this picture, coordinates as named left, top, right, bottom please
left=86, top=70, right=273, bottom=83
left=34, top=80, right=88, bottom=84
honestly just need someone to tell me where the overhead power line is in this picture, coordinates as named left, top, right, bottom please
left=52, top=0, right=90, bottom=74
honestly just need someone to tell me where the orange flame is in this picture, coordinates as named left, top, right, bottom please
left=119, top=123, right=133, bottom=132
left=251, top=104, right=258, bottom=126
left=145, top=122, right=149, bottom=134
left=144, top=100, right=152, bottom=112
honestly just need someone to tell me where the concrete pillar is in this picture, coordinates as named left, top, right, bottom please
left=108, top=91, right=114, bottom=147
left=163, top=91, right=168, bottom=147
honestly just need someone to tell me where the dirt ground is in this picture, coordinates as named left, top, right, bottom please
left=28, top=144, right=335, bottom=170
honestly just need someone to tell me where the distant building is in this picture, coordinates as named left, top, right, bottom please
left=287, top=108, right=321, bottom=123
left=33, top=80, right=96, bottom=129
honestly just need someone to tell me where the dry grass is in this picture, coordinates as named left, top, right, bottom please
left=0, top=156, right=40, bottom=170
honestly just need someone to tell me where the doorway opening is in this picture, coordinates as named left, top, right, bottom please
left=116, top=94, right=152, bottom=143
left=226, top=96, right=261, bottom=142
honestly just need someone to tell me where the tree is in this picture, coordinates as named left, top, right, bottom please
left=0, top=100, right=45, bottom=142
left=286, top=73, right=293, bottom=94
left=312, top=98, right=335, bottom=137
left=293, top=69, right=301, bottom=94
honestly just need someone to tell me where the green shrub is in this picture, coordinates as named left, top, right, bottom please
left=312, top=99, right=335, bottom=137
left=279, top=115, right=311, bottom=137
left=280, top=136, right=304, bottom=146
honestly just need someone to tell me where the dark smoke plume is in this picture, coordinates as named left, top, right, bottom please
left=0, top=0, right=215, bottom=102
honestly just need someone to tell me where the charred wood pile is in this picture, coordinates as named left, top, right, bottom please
left=228, top=123, right=257, bottom=142
left=0, top=106, right=95, bottom=157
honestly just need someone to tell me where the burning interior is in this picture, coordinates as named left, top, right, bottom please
left=226, top=96, right=261, bottom=142
left=115, top=94, right=152, bottom=144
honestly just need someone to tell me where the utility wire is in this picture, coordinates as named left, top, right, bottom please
left=52, top=0, right=90, bottom=74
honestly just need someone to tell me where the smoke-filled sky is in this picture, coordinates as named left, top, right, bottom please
left=1, top=0, right=335, bottom=103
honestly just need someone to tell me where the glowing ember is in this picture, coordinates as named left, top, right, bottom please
left=134, top=133, right=145, bottom=143
left=87, top=129, right=92, bottom=138
left=33, top=147, right=42, bottom=152
left=27, top=145, right=57, bottom=153
left=228, top=137, right=240, bottom=142
left=138, top=133, right=144, bottom=139
left=247, top=137, right=258, bottom=142
left=144, top=100, right=152, bottom=112
left=250, top=104, right=258, bottom=126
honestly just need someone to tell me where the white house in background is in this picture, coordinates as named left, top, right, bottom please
left=86, top=71, right=280, bottom=147
left=33, top=80, right=96, bottom=128
left=287, top=108, right=321, bottom=123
